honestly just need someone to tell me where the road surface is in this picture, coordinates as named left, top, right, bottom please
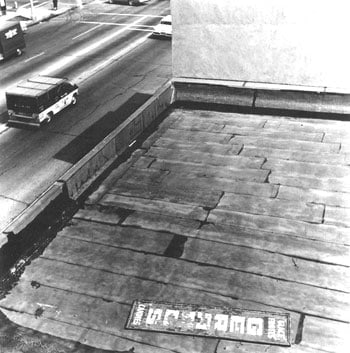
left=0, top=0, right=172, bottom=232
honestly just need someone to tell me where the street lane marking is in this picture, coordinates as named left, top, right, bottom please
left=39, top=15, right=148, bottom=76
left=0, top=123, right=8, bottom=134
left=22, top=1, right=49, bottom=8
left=74, top=34, right=149, bottom=84
left=98, top=12, right=164, bottom=18
left=21, top=1, right=40, bottom=8
left=24, top=52, right=45, bottom=63
left=36, top=1, right=49, bottom=8
left=72, top=24, right=103, bottom=40
left=80, top=20, right=154, bottom=29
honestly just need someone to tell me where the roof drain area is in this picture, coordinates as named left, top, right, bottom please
left=163, top=234, right=188, bottom=259
left=0, top=193, right=78, bottom=298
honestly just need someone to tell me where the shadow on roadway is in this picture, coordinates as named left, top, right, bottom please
left=54, top=93, right=151, bottom=164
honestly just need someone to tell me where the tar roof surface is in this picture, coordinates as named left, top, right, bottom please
left=1, top=107, right=349, bottom=352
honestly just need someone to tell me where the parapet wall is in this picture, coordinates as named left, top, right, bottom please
left=172, top=0, right=350, bottom=90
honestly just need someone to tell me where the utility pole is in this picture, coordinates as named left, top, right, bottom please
left=29, top=0, right=36, bottom=20
left=0, top=0, right=6, bottom=16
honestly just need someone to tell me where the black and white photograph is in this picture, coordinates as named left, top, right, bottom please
left=0, top=0, right=349, bottom=352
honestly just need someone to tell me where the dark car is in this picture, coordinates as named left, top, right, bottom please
left=0, top=22, right=25, bottom=61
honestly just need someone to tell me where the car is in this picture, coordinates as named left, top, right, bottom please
left=108, top=0, right=149, bottom=5
left=0, top=22, right=26, bottom=61
left=152, top=15, right=172, bottom=38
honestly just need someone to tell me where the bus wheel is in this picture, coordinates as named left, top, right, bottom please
left=45, top=112, right=53, bottom=123
left=71, top=95, right=77, bottom=105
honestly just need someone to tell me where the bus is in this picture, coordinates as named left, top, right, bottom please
left=6, top=76, right=78, bottom=127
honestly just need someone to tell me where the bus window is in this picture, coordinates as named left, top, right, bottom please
left=6, top=95, right=39, bottom=114
left=48, top=86, right=60, bottom=103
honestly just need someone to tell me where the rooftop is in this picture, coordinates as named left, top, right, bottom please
left=0, top=105, right=349, bottom=352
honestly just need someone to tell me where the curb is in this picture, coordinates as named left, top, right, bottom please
left=173, top=78, right=350, bottom=115
left=0, top=6, right=79, bottom=29
left=59, top=81, right=174, bottom=200
left=2, top=81, right=174, bottom=240
left=2, top=182, right=64, bottom=236
left=26, top=6, right=78, bottom=27
left=174, top=81, right=254, bottom=107
left=255, top=90, right=350, bottom=114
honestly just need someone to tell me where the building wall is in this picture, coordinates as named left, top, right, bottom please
left=171, top=0, right=350, bottom=89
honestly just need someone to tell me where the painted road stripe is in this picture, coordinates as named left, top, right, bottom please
left=36, top=1, right=49, bottom=8
left=80, top=20, right=155, bottom=29
left=74, top=34, right=149, bottom=84
left=0, top=123, right=8, bottom=134
left=24, top=52, right=45, bottom=63
left=97, top=12, right=164, bottom=18
left=21, top=1, right=41, bottom=8
left=72, top=24, right=103, bottom=40
left=39, top=15, right=147, bottom=76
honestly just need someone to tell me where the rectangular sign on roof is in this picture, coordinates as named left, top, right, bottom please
left=126, top=300, right=291, bottom=346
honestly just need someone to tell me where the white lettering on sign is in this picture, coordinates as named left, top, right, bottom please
left=5, top=29, right=18, bottom=39
left=145, top=308, right=163, bottom=325
left=127, top=301, right=290, bottom=345
left=180, top=311, right=196, bottom=329
left=195, top=312, right=212, bottom=330
left=247, top=318, right=264, bottom=336
left=213, top=314, right=229, bottom=332
left=229, top=315, right=246, bottom=334
left=163, top=309, right=180, bottom=326
left=132, top=304, right=146, bottom=325
left=267, top=317, right=276, bottom=340
left=277, top=319, right=287, bottom=341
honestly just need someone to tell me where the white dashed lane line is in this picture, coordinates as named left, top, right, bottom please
left=0, top=123, right=9, bottom=134
left=97, top=12, right=163, bottom=18
left=24, top=52, right=46, bottom=63
left=74, top=34, right=150, bottom=84
left=79, top=20, right=155, bottom=32
left=72, top=24, right=103, bottom=40
left=39, top=15, right=148, bottom=76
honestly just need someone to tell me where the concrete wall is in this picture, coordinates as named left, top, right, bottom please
left=172, top=0, right=350, bottom=89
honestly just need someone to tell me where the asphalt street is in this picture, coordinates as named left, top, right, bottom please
left=0, top=0, right=172, bottom=233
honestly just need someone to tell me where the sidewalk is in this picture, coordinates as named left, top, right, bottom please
left=0, top=1, right=80, bottom=30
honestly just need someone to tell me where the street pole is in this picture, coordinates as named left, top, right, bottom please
left=29, top=0, right=35, bottom=20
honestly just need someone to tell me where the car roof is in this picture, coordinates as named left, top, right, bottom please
left=6, top=86, right=44, bottom=97
left=6, top=76, right=66, bottom=97
left=28, top=76, right=65, bottom=85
